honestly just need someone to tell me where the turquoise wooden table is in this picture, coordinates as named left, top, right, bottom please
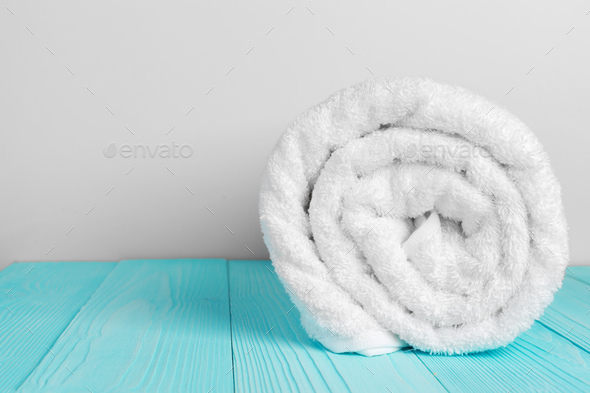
left=1, top=259, right=589, bottom=392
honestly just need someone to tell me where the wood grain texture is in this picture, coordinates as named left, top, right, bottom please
left=540, top=276, right=590, bottom=353
left=4, top=260, right=589, bottom=392
left=417, top=310, right=590, bottom=392
left=567, top=267, right=590, bottom=285
left=0, top=262, right=115, bottom=393
left=17, top=259, right=233, bottom=393
left=228, top=260, right=446, bottom=393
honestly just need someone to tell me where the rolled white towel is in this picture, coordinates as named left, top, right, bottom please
left=259, top=77, right=569, bottom=355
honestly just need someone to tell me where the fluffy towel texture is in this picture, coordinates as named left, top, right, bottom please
left=259, top=77, right=569, bottom=356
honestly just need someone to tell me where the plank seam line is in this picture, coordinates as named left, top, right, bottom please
left=411, top=353, right=452, bottom=393
left=13, top=263, right=117, bottom=391
left=227, top=260, right=237, bottom=393
left=565, top=273, right=590, bottom=287
left=537, top=320, right=590, bottom=356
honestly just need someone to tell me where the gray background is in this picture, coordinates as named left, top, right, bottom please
left=1, top=0, right=589, bottom=270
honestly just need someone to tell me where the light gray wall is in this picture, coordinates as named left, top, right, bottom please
left=1, top=0, right=589, bottom=270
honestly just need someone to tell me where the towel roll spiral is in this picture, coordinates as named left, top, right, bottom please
left=259, top=77, right=568, bottom=355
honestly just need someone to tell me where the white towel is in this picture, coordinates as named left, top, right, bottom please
left=259, top=77, right=569, bottom=356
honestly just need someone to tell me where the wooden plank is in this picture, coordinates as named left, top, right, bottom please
left=567, top=266, right=590, bottom=285
left=228, top=260, right=446, bottom=393
left=540, top=276, right=590, bottom=353
left=416, top=321, right=590, bottom=392
left=0, top=262, right=115, bottom=393
left=17, top=259, right=233, bottom=393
